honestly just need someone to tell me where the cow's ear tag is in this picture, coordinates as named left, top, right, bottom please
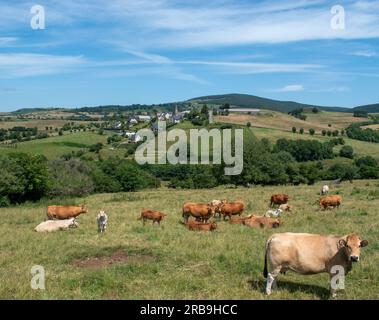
left=338, top=239, right=346, bottom=249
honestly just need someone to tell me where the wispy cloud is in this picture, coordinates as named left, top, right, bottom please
left=0, top=37, right=18, bottom=47
left=273, top=84, right=305, bottom=92
left=352, top=50, right=377, bottom=57
left=0, top=53, right=86, bottom=78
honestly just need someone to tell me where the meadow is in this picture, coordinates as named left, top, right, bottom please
left=0, top=180, right=378, bottom=300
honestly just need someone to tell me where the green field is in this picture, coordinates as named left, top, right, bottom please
left=0, top=180, right=378, bottom=300
left=0, top=132, right=125, bottom=160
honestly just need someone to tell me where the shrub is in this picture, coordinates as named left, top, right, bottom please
left=247, top=122, right=251, bottom=128
left=47, top=158, right=95, bottom=197
left=299, top=128, right=304, bottom=134
left=292, top=127, right=297, bottom=133
left=322, top=130, right=327, bottom=136
left=327, top=163, right=358, bottom=182
left=339, top=145, right=354, bottom=159
left=309, top=128, right=315, bottom=136
left=0, top=153, right=49, bottom=204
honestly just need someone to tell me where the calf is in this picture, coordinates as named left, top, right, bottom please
left=97, top=210, right=108, bottom=233
left=319, top=195, right=342, bottom=210
left=321, top=185, right=330, bottom=195
left=243, top=215, right=281, bottom=229
left=184, top=221, right=217, bottom=232
left=182, top=202, right=214, bottom=222
left=265, top=209, right=283, bottom=218
left=35, top=218, right=78, bottom=233
left=139, top=209, right=166, bottom=225
left=220, top=201, right=245, bottom=221
left=47, top=205, right=87, bottom=220
left=270, top=194, right=289, bottom=207
left=263, top=233, right=369, bottom=296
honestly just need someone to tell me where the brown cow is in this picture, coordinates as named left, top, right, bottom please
left=184, top=220, right=217, bottom=232
left=229, top=215, right=253, bottom=225
left=243, top=215, right=281, bottom=229
left=139, top=209, right=166, bottom=225
left=220, top=201, right=245, bottom=221
left=182, top=202, right=214, bottom=222
left=270, top=194, right=289, bottom=207
left=263, top=233, right=369, bottom=296
left=46, top=205, right=87, bottom=220
left=319, top=195, right=342, bottom=210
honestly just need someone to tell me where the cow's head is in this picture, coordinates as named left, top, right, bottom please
left=338, top=234, right=368, bottom=262
left=272, top=219, right=281, bottom=228
left=210, top=222, right=217, bottom=231
left=81, top=205, right=88, bottom=213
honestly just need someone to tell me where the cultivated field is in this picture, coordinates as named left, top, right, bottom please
left=0, top=180, right=378, bottom=300
left=216, top=110, right=362, bottom=132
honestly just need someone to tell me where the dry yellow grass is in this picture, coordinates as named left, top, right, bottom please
left=216, top=110, right=362, bottom=133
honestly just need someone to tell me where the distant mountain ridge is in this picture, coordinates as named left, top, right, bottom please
left=188, top=93, right=379, bottom=113
left=10, top=93, right=379, bottom=114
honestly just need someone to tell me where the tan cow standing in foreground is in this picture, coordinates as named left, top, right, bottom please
left=263, top=233, right=368, bottom=296
left=47, top=205, right=88, bottom=220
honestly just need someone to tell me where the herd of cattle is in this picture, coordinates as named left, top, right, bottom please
left=33, top=184, right=369, bottom=297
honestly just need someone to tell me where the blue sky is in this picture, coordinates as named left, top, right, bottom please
left=1, top=0, right=379, bottom=111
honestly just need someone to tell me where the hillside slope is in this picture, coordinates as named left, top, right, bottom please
left=189, top=93, right=379, bottom=113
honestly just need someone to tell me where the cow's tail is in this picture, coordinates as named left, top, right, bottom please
left=263, top=239, right=270, bottom=278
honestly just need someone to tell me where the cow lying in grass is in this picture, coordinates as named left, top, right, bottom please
left=243, top=215, right=281, bottom=229
left=35, top=218, right=78, bottom=233
left=182, top=220, right=217, bottom=232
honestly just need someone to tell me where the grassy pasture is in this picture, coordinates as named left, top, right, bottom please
left=0, top=180, right=378, bottom=300
left=0, top=120, right=91, bottom=131
left=0, top=132, right=125, bottom=159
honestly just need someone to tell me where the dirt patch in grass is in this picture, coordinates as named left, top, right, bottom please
left=72, top=250, right=155, bottom=268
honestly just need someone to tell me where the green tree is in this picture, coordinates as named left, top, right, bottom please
left=339, top=145, right=354, bottom=159
left=299, top=128, right=304, bottom=134
left=309, top=128, right=315, bottom=136
left=292, top=127, right=297, bottom=133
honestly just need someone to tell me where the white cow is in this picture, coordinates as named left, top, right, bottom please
left=321, top=185, right=329, bottom=195
left=35, top=218, right=78, bottom=233
left=97, top=210, right=108, bottom=233
left=264, top=208, right=283, bottom=218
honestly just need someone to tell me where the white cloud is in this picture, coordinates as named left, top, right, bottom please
left=352, top=50, right=377, bottom=57
left=0, top=53, right=85, bottom=78
left=274, top=84, right=305, bottom=92
left=0, top=37, right=18, bottom=47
